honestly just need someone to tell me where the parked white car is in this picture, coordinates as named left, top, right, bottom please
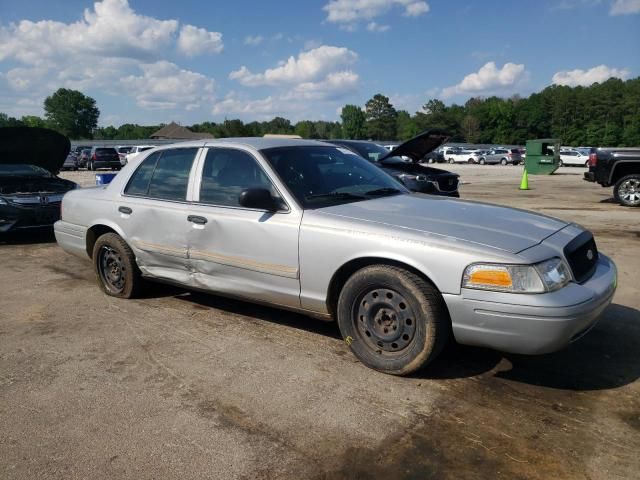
left=124, top=145, right=155, bottom=165
left=446, top=150, right=481, bottom=164
left=559, top=149, right=589, bottom=167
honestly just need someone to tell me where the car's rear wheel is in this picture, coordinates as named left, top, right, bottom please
left=448, top=158, right=454, bottom=164
left=585, top=160, right=589, bottom=168
left=336, top=265, right=448, bottom=375
left=500, top=158, right=507, bottom=165
left=93, top=232, right=145, bottom=298
left=467, top=158, right=474, bottom=164
left=614, top=175, right=640, bottom=207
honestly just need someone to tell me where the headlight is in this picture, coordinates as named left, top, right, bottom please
left=462, top=257, right=571, bottom=293
left=397, top=174, right=426, bottom=182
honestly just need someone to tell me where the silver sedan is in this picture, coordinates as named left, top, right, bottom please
left=55, top=136, right=617, bottom=375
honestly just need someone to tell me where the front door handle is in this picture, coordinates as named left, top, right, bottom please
left=187, top=215, right=208, bottom=225
left=118, top=206, right=132, bottom=214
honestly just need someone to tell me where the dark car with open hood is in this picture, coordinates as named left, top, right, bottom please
left=328, top=130, right=460, bottom=197
left=0, top=127, right=78, bottom=233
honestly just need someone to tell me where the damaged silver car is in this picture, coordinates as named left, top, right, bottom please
left=55, top=132, right=617, bottom=375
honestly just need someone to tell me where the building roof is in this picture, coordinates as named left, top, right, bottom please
left=150, top=122, right=214, bottom=140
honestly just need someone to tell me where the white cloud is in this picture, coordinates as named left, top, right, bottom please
left=177, top=25, right=223, bottom=56
left=441, top=61, right=527, bottom=98
left=120, top=61, right=215, bottom=110
left=366, top=21, right=390, bottom=32
left=0, top=0, right=182, bottom=64
left=610, top=0, right=640, bottom=14
left=552, top=64, right=630, bottom=86
left=229, top=45, right=357, bottom=86
left=323, top=0, right=429, bottom=29
left=0, top=0, right=223, bottom=117
left=244, top=35, right=264, bottom=46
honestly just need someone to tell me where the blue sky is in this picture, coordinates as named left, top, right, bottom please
left=0, top=0, right=638, bottom=126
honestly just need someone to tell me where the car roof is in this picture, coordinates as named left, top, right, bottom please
left=150, top=137, right=332, bottom=151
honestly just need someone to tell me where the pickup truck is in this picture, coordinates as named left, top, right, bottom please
left=584, top=147, right=640, bottom=207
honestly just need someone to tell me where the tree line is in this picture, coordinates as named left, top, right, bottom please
left=1, top=77, right=638, bottom=146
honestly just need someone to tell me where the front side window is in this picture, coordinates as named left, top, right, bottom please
left=199, top=148, right=273, bottom=207
left=124, top=148, right=197, bottom=200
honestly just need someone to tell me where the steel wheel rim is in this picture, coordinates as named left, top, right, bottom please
left=98, top=246, right=126, bottom=293
left=619, top=179, right=640, bottom=206
left=353, top=287, right=417, bottom=353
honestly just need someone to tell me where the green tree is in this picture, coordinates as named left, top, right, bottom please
left=21, top=115, right=47, bottom=128
left=295, top=120, right=316, bottom=138
left=340, top=104, right=366, bottom=139
left=396, top=110, right=419, bottom=140
left=461, top=115, right=480, bottom=143
left=364, top=94, right=397, bottom=140
left=43, top=88, right=100, bottom=139
left=0, top=113, right=24, bottom=127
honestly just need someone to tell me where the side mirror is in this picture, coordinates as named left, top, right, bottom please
left=239, top=188, right=279, bottom=211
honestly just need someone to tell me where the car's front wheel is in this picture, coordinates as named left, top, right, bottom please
left=93, top=232, right=145, bottom=298
left=337, top=265, right=448, bottom=375
left=479, top=158, right=486, bottom=165
left=448, top=158, right=454, bottom=164
left=614, top=174, right=640, bottom=207
left=500, top=158, right=507, bottom=165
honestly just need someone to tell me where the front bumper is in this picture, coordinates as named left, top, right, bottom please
left=0, top=203, right=62, bottom=232
left=443, top=254, right=617, bottom=355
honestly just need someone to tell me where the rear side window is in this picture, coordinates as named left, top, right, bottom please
left=147, top=148, right=198, bottom=201
left=124, top=148, right=198, bottom=200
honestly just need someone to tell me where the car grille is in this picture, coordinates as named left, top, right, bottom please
left=564, top=233, right=598, bottom=283
left=437, top=176, right=459, bottom=192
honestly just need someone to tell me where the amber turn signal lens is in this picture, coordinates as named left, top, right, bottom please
left=468, top=269, right=513, bottom=287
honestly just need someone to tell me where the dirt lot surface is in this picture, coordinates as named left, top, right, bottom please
left=1, top=165, right=638, bottom=479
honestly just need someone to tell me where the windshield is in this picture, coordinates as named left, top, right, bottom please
left=336, top=141, right=401, bottom=163
left=261, top=146, right=407, bottom=208
left=0, top=164, right=53, bottom=177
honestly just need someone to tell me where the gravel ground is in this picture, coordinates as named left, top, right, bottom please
left=0, top=164, right=638, bottom=479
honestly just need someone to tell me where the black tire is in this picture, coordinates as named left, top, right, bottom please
left=500, top=158, right=507, bottom=165
left=467, top=158, right=474, bottom=164
left=448, top=158, right=454, bottom=164
left=613, top=174, right=640, bottom=207
left=93, top=232, right=145, bottom=298
left=479, top=158, right=485, bottom=165
left=585, top=160, right=589, bottom=168
left=336, top=265, right=448, bottom=375
left=558, top=160, right=564, bottom=167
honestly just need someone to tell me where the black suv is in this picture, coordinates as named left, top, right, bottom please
left=584, top=147, right=640, bottom=207
left=328, top=130, right=460, bottom=197
left=87, top=147, right=121, bottom=171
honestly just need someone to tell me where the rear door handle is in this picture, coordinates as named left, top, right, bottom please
left=118, top=206, right=132, bottom=214
left=187, top=215, right=208, bottom=225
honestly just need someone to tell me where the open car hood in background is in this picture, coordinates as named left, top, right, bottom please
left=0, top=127, right=71, bottom=174
left=380, top=129, right=449, bottom=163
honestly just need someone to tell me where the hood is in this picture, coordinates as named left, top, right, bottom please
left=318, top=194, right=568, bottom=254
left=379, top=158, right=458, bottom=177
left=380, top=129, right=449, bottom=163
left=0, top=127, right=71, bottom=174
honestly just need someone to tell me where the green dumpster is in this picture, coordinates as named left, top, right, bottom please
left=525, top=139, right=561, bottom=174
